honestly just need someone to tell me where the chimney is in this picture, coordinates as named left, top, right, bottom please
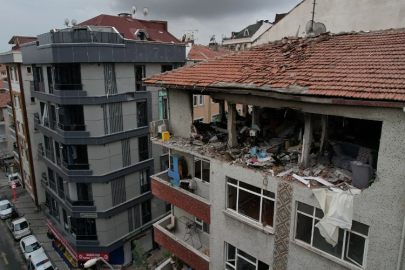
left=209, top=42, right=218, bottom=51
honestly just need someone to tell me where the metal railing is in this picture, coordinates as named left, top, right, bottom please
left=38, top=143, right=44, bottom=156
left=58, top=123, right=86, bottom=131
left=54, top=83, right=83, bottom=91
left=52, top=31, right=124, bottom=44
left=45, top=149, right=54, bottom=162
left=71, top=233, right=98, bottom=241
left=141, top=183, right=151, bottom=194
left=62, top=160, right=89, bottom=170
left=33, top=113, right=41, bottom=125
left=49, top=179, right=56, bottom=192
left=30, top=81, right=45, bottom=93
left=56, top=156, right=61, bottom=166
left=41, top=173, right=48, bottom=186
left=65, top=196, right=94, bottom=207
left=58, top=189, right=65, bottom=200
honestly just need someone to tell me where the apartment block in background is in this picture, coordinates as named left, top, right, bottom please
left=0, top=36, right=44, bottom=205
left=145, top=30, right=405, bottom=270
left=20, top=14, right=185, bottom=268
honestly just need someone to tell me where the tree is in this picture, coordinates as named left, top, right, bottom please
left=131, top=240, right=149, bottom=270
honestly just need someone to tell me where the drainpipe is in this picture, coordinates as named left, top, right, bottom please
left=397, top=213, right=405, bottom=270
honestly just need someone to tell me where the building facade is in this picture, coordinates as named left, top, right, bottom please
left=145, top=30, right=405, bottom=270
left=18, top=15, right=185, bottom=267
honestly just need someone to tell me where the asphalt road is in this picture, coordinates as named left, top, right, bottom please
left=0, top=175, right=28, bottom=270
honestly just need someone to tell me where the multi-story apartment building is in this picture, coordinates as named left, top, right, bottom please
left=0, top=91, right=14, bottom=164
left=0, top=36, right=43, bottom=204
left=145, top=30, right=405, bottom=270
left=19, top=14, right=185, bottom=268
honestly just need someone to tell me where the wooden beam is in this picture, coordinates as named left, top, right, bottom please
left=302, top=113, right=313, bottom=167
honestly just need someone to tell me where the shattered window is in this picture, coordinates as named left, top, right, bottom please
left=194, top=157, right=210, bottom=182
left=224, top=242, right=269, bottom=270
left=295, top=202, right=368, bottom=268
left=226, top=178, right=275, bottom=228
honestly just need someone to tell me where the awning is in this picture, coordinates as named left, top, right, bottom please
left=46, top=218, right=77, bottom=260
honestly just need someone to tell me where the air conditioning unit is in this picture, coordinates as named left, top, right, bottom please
left=189, top=180, right=197, bottom=190
left=158, top=124, right=167, bottom=133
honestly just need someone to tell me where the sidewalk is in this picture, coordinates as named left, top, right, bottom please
left=13, top=194, right=69, bottom=270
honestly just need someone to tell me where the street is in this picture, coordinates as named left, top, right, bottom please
left=0, top=175, right=29, bottom=270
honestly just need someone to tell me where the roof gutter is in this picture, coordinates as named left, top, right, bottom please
left=143, top=82, right=405, bottom=109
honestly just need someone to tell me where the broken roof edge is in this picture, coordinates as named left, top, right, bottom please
left=142, top=81, right=405, bottom=109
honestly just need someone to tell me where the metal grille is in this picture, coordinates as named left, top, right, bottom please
left=111, top=177, right=126, bottom=207
left=108, top=103, right=123, bottom=134
left=128, top=205, right=141, bottom=232
left=102, top=105, right=109, bottom=135
left=122, top=139, right=131, bottom=167
left=104, top=63, right=117, bottom=95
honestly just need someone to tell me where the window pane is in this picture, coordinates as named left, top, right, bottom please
left=228, top=178, right=237, bottom=185
left=203, top=222, right=210, bottom=234
left=345, top=232, right=366, bottom=266
left=351, top=221, right=369, bottom=236
left=258, top=261, right=270, bottom=270
left=239, top=181, right=261, bottom=194
left=236, top=257, right=256, bottom=270
left=295, top=213, right=313, bottom=244
left=227, top=243, right=236, bottom=262
left=228, top=185, right=237, bottom=211
left=313, top=226, right=344, bottom=258
left=202, top=160, right=210, bottom=182
left=237, top=249, right=256, bottom=264
left=263, top=190, right=275, bottom=199
left=238, top=188, right=260, bottom=222
left=261, top=198, right=274, bottom=227
left=297, top=202, right=314, bottom=215
left=194, top=159, right=202, bottom=179
left=315, top=208, right=324, bottom=219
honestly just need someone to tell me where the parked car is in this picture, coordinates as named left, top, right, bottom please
left=8, top=172, right=21, bottom=188
left=28, top=252, right=55, bottom=270
left=7, top=217, right=31, bottom=240
left=20, top=235, right=45, bottom=261
left=0, top=193, right=7, bottom=202
left=0, top=200, right=13, bottom=219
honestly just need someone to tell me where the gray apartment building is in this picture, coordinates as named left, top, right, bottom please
left=145, top=29, right=405, bottom=270
left=19, top=14, right=185, bottom=267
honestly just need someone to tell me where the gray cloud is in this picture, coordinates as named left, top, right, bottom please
left=0, top=0, right=301, bottom=52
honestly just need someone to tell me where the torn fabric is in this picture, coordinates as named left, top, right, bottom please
left=312, top=188, right=354, bottom=247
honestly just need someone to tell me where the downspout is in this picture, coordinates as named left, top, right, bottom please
left=17, top=64, right=39, bottom=207
left=6, top=65, right=25, bottom=189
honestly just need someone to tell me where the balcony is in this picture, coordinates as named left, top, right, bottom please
left=65, top=196, right=94, bottom=207
left=151, top=171, right=210, bottom=224
left=4, top=80, right=9, bottom=90
left=0, top=134, right=7, bottom=141
left=33, top=113, right=40, bottom=125
left=154, top=215, right=210, bottom=270
left=41, top=172, right=48, bottom=186
left=45, top=149, right=54, bottom=162
left=54, top=84, right=83, bottom=91
left=58, top=123, right=86, bottom=132
left=9, top=125, right=15, bottom=139
left=38, top=143, right=44, bottom=156
left=61, top=161, right=89, bottom=171
left=30, top=81, right=45, bottom=93
left=7, top=102, right=13, bottom=115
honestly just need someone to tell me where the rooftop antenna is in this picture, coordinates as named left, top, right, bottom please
left=305, top=0, right=326, bottom=35
left=183, top=29, right=198, bottom=41
left=132, top=5, right=137, bottom=19
left=71, top=19, right=77, bottom=26
left=311, top=0, right=316, bottom=32
left=143, top=7, right=149, bottom=20
left=64, top=18, right=70, bottom=27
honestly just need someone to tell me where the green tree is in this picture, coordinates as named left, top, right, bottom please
left=131, top=240, right=149, bottom=269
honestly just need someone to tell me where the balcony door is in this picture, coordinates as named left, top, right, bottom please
left=47, top=67, right=53, bottom=94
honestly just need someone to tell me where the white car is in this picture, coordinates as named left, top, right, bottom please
left=0, top=200, right=13, bottom=219
left=28, top=253, right=55, bottom=270
left=20, top=235, right=45, bottom=261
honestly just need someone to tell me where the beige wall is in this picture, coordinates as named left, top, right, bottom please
left=193, top=96, right=245, bottom=124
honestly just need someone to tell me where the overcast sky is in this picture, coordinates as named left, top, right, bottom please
left=0, top=0, right=301, bottom=52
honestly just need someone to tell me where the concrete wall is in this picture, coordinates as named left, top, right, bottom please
left=254, top=0, right=405, bottom=45
left=199, top=91, right=405, bottom=269
left=168, top=88, right=193, bottom=138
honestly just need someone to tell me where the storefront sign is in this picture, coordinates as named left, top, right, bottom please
left=77, top=253, right=109, bottom=261
left=46, top=218, right=77, bottom=260
left=80, top=213, right=97, bottom=218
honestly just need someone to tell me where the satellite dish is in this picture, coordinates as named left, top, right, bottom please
left=143, top=7, right=149, bottom=19
left=64, top=18, right=69, bottom=27
left=306, top=20, right=326, bottom=35
left=71, top=19, right=77, bottom=26
left=132, top=5, right=137, bottom=18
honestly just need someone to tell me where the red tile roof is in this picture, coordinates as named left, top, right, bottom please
left=78, top=14, right=180, bottom=43
left=188, top=45, right=231, bottom=61
left=0, top=90, right=10, bottom=106
left=144, top=29, right=405, bottom=104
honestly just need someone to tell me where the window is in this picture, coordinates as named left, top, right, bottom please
left=159, top=90, right=168, bottom=120
left=13, top=95, right=20, bottom=108
left=9, top=68, right=14, bottom=81
left=194, top=157, right=210, bottom=183
left=137, top=101, right=147, bottom=127
left=51, top=198, right=59, bottom=222
left=244, top=29, right=250, bottom=36
left=30, top=97, right=35, bottom=103
left=70, top=218, right=97, bottom=240
left=225, top=242, right=269, bottom=270
left=20, top=146, right=24, bottom=158
left=193, top=95, right=204, bottom=107
left=128, top=205, right=141, bottom=232
left=295, top=202, right=368, bottom=268
left=26, top=67, right=32, bottom=74
left=21, top=123, right=25, bottom=135
left=135, top=65, right=146, bottom=91
left=1, top=71, right=6, bottom=76
left=138, top=136, right=149, bottom=162
left=165, top=201, right=171, bottom=212
left=14, top=68, right=18, bottom=82
left=211, top=114, right=220, bottom=122
left=141, top=200, right=151, bottom=224
left=195, top=218, right=210, bottom=234
left=53, top=63, right=81, bottom=90
left=161, top=65, right=173, bottom=73
left=140, top=170, right=150, bottom=194
left=136, top=30, right=148, bottom=41
left=227, top=178, right=275, bottom=228
left=24, top=170, right=30, bottom=184
left=193, top=117, right=205, bottom=123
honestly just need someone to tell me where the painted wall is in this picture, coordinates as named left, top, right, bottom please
left=168, top=88, right=193, bottom=138
left=254, top=0, right=405, bottom=45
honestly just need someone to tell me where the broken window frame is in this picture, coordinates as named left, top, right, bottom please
left=194, top=157, right=210, bottom=183
left=211, top=114, right=219, bottom=122
left=195, top=217, right=210, bottom=234
left=193, top=94, right=204, bottom=107
left=193, top=117, right=204, bottom=123
left=226, top=178, right=275, bottom=229
left=225, top=242, right=269, bottom=270
left=294, top=202, right=368, bottom=268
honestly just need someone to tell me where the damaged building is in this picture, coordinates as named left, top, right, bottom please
left=145, top=29, right=405, bottom=270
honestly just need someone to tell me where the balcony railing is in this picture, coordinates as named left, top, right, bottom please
left=65, top=196, right=94, bottom=207
left=30, top=81, right=45, bottom=93
left=58, top=123, right=86, bottom=132
left=62, top=161, right=89, bottom=170
left=54, top=84, right=83, bottom=91
left=49, top=180, right=56, bottom=192
left=6, top=101, right=12, bottom=107
left=52, top=31, right=124, bottom=44
left=41, top=173, right=48, bottom=186
left=0, top=117, right=5, bottom=122
left=58, top=189, right=65, bottom=200
left=71, top=233, right=98, bottom=241
left=56, top=156, right=61, bottom=166
left=38, top=143, right=44, bottom=156
left=45, top=149, right=54, bottom=162
left=33, top=113, right=41, bottom=125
